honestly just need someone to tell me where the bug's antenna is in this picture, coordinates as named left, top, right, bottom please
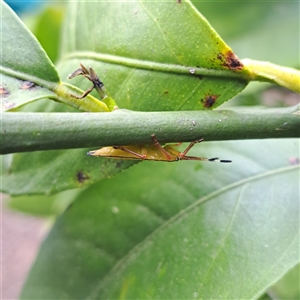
left=208, top=157, right=232, bottom=163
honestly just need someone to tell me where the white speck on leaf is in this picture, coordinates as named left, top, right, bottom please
left=112, top=206, right=119, bottom=214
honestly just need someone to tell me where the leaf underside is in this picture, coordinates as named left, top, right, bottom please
left=20, top=139, right=300, bottom=298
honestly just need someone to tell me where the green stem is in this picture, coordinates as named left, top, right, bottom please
left=1, top=106, right=299, bottom=154
left=54, top=82, right=110, bottom=112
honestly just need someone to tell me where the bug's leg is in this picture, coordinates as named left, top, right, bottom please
left=179, top=138, right=204, bottom=158
left=113, top=146, right=147, bottom=159
left=71, top=85, right=95, bottom=99
left=151, top=134, right=172, bottom=160
left=167, top=142, right=182, bottom=147
left=179, top=139, right=232, bottom=163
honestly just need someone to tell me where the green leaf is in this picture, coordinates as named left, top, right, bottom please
left=199, top=2, right=300, bottom=94
left=0, top=1, right=110, bottom=112
left=1, top=73, right=57, bottom=112
left=97, top=168, right=299, bottom=299
left=0, top=1, right=60, bottom=111
left=59, top=0, right=250, bottom=111
left=31, top=4, right=65, bottom=64
left=200, top=1, right=299, bottom=68
left=1, top=149, right=136, bottom=195
left=7, top=188, right=81, bottom=217
left=257, top=294, right=273, bottom=300
left=0, top=1, right=59, bottom=85
left=20, top=139, right=300, bottom=298
left=268, top=264, right=300, bottom=299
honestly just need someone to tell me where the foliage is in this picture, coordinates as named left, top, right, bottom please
left=1, top=0, right=299, bottom=298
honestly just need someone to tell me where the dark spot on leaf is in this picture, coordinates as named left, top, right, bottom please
left=76, top=171, right=90, bottom=183
left=20, top=81, right=36, bottom=90
left=116, top=161, right=124, bottom=168
left=201, top=94, right=219, bottom=108
left=163, top=91, right=169, bottom=95
left=217, top=51, right=243, bottom=70
left=177, top=0, right=182, bottom=3
left=0, top=85, right=10, bottom=97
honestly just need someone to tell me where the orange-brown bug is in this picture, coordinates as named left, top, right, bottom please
left=88, top=134, right=231, bottom=163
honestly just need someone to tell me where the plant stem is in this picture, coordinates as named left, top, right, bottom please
left=1, top=106, right=299, bottom=154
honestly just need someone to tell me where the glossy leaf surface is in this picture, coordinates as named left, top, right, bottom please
left=0, top=1, right=59, bottom=85
left=21, top=139, right=300, bottom=298
left=59, top=0, right=249, bottom=112
left=0, top=1, right=60, bottom=111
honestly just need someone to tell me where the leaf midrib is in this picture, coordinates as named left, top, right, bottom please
left=61, top=51, right=249, bottom=80
left=87, top=164, right=299, bottom=298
